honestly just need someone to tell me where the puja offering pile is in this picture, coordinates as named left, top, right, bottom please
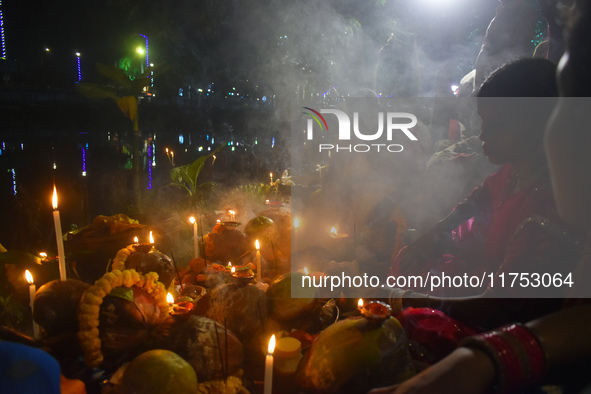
left=2, top=203, right=417, bottom=393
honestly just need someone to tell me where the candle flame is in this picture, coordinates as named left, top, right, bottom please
left=134, top=236, right=139, bottom=244
left=228, top=262, right=232, bottom=267
left=269, top=172, right=273, bottom=178
left=330, top=227, right=338, bottom=237
left=358, top=298, right=364, bottom=309
left=255, top=239, right=260, bottom=250
left=166, top=147, right=169, bottom=153
left=149, top=231, right=154, bottom=244
left=167, top=293, right=174, bottom=304
left=268, top=334, right=276, bottom=354
left=303, top=267, right=309, bottom=275
left=52, top=185, right=58, bottom=210
left=39, top=252, right=47, bottom=258
left=212, top=155, right=216, bottom=164
left=25, top=270, right=34, bottom=284
left=231, top=266, right=236, bottom=274
left=189, top=216, right=196, bottom=224
left=228, top=210, right=235, bottom=215
left=216, top=219, right=221, bottom=224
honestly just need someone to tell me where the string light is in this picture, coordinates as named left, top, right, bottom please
left=0, top=1, right=6, bottom=59
left=75, top=52, right=81, bottom=82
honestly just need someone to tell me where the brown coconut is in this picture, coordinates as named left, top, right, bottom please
left=161, top=315, right=244, bottom=381
left=205, top=283, right=267, bottom=343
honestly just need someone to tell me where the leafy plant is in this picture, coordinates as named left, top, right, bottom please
left=0, top=294, right=25, bottom=328
left=169, top=144, right=225, bottom=207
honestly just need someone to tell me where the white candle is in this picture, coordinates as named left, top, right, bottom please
left=25, top=270, right=39, bottom=338
left=52, top=186, right=67, bottom=281
left=189, top=216, right=199, bottom=258
left=264, top=334, right=275, bottom=394
left=255, top=240, right=261, bottom=282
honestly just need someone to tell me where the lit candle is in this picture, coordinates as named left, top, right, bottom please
left=269, top=172, right=273, bottom=186
left=25, top=270, right=39, bottom=338
left=149, top=231, right=154, bottom=244
left=167, top=292, right=174, bottom=305
left=358, top=298, right=364, bottom=309
left=52, top=186, right=67, bottom=281
left=189, top=216, right=199, bottom=258
left=264, top=334, right=275, bottom=394
left=255, top=240, right=261, bottom=282
left=133, top=236, right=139, bottom=245
left=228, top=210, right=236, bottom=222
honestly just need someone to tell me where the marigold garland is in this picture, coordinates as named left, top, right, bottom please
left=77, top=269, right=169, bottom=367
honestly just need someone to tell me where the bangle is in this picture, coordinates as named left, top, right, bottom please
left=500, top=324, right=547, bottom=383
left=460, top=324, right=547, bottom=393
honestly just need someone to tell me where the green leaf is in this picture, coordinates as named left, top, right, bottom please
left=109, top=287, right=135, bottom=302
left=169, top=144, right=225, bottom=195
left=76, top=83, right=120, bottom=101
left=95, top=63, right=133, bottom=92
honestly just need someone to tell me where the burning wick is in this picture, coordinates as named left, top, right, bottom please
left=149, top=231, right=154, bottom=244
left=358, top=298, right=364, bottom=309
left=269, top=172, right=273, bottom=186
left=228, top=210, right=236, bottom=222
left=167, top=292, right=174, bottom=305
left=133, top=236, right=139, bottom=245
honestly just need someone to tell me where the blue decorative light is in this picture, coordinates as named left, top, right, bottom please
left=179, top=134, right=184, bottom=144
left=139, top=34, right=149, bottom=68
left=10, top=168, right=16, bottom=195
left=147, top=141, right=153, bottom=189
left=82, top=145, right=87, bottom=176
left=76, top=52, right=81, bottom=81
left=0, top=1, right=6, bottom=59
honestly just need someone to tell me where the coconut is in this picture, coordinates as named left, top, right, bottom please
left=296, top=316, right=414, bottom=393
left=125, top=251, right=175, bottom=288
left=203, top=225, right=250, bottom=264
left=205, top=283, right=267, bottom=343
left=120, top=349, right=198, bottom=394
left=161, top=316, right=244, bottom=382
left=99, top=286, right=170, bottom=368
left=267, top=273, right=317, bottom=322
left=33, top=279, right=90, bottom=336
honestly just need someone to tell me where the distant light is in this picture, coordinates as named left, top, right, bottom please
left=231, top=147, right=235, bottom=151
left=20, top=143, right=23, bottom=150
left=75, top=52, right=81, bottom=57
left=262, top=96, right=267, bottom=102
left=198, top=89, right=203, bottom=92
left=136, top=46, right=144, bottom=55
left=199, top=146, right=203, bottom=152
left=179, top=134, right=184, bottom=144
left=451, top=85, right=459, bottom=95
left=208, top=147, right=211, bottom=151
left=53, top=162, right=57, bottom=169
left=10, top=168, right=16, bottom=195
left=211, top=138, right=215, bottom=144
left=272, top=137, right=275, bottom=148
left=82, top=171, right=86, bottom=177
left=150, top=63, right=154, bottom=67
left=45, top=47, right=50, bottom=52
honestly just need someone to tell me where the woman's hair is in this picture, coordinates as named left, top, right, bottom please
left=477, top=58, right=558, bottom=98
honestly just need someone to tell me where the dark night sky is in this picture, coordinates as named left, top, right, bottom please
left=2, top=1, right=133, bottom=70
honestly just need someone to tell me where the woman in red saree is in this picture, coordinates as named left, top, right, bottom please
left=382, top=59, right=584, bottom=367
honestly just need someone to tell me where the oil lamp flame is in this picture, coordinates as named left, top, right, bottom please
left=303, top=267, right=309, bottom=275
left=25, top=270, right=34, bottom=284
left=228, top=262, right=232, bottom=267
left=330, top=227, right=338, bottom=237
left=52, top=185, right=58, bottom=210
left=167, top=293, right=174, bottom=304
left=231, top=266, right=236, bottom=274
left=255, top=240, right=260, bottom=250
left=189, top=216, right=196, bottom=224
left=268, top=334, right=276, bottom=354
left=149, top=231, right=154, bottom=244
left=39, top=252, right=47, bottom=258
left=358, top=298, right=364, bottom=309
left=134, top=236, right=139, bottom=244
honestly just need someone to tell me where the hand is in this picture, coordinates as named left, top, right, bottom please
left=396, top=229, right=452, bottom=273
left=368, top=347, right=495, bottom=394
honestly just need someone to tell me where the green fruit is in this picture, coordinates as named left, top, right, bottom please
left=121, top=349, right=197, bottom=394
left=244, top=216, right=279, bottom=242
